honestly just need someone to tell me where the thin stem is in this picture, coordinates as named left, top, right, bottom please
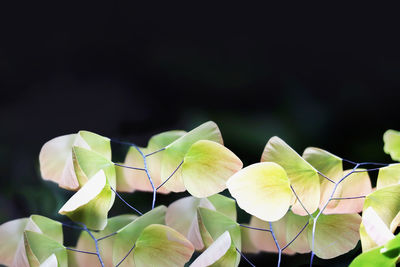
left=290, top=185, right=312, bottom=217
left=132, top=144, right=157, bottom=209
left=353, top=167, right=383, bottom=173
left=114, top=163, right=145, bottom=171
left=111, top=187, right=143, bottom=215
left=97, top=232, right=117, bottom=241
left=269, top=222, right=281, bottom=267
left=145, top=147, right=166, bottom=157
left=239, top=224, right=271, bottom=232
left=281, top=221, right=309, bottom=251
left=156, top=161, right=184, bottom=190
left=342, top=158, right=358, bottom=165
left=84, top=226, right=105, bottom=267
left=66, top=247, right=98, bottom=255
left=310, top=218, right=317, bottom=267
left=330, top=196, right=365, bottom=200
left=116, top=243, right=136, bottom=267
left=317, top=171, right=335, bottom=183
left=357, top=162, right=389, bottom=166
left=236, top=248, right=256, bottom=267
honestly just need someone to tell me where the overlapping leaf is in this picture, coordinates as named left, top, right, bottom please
left=383, top=129, right=400, bottom=162
left=261, top=137, right=320, bottom=215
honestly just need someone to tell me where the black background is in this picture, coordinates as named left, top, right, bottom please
left=0, top=3, right=399, bottom=266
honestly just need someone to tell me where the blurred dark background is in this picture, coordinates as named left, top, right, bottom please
left=0, top=3, right=399, bottom=266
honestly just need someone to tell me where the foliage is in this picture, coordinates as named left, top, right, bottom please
left=0, top=122, right=399, bottom=267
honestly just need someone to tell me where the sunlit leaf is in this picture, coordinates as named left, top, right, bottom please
left=208, top=194, right=237, bottom=221
left=384, top=129, right=400, bottom=162
left=24, top=231, right=67, bottom=267
left=112, top=206, right=166, bottom=266
left=0, top=218, right=28, bottom=266
left=197, top=208, right=241, bottom=267
left=39, top=131, right=111, bottom=190
left=240, top=225, right=260, bottom=254
left=285, top=211, right=310, bottom=253
left=40, top=254, right=57, bottom=267
left=377, top=164, right=400, bottom=189
left=308, top=213, right=361, bottom=259
left=360, top=184, right=400, bottom=251
left=190, top=231, right=232, bottom=267
left=262, top=137, right=320, bottom=215
left=303, top=147, right=343, bottom=210
left=76, top=214, right=137, bottom=267
left=227, top=162, right=293, bottom=222
left=120, top=146, right=151, bottom=193
left=362, top=207, right=394, bottom=247
left=132, top=224, right=194, bottom=266
left=248, top=215, right=295, bottom=255
left=161, top=121, right=223, bottom=192
left=166, top=196, right=214, bottom=250
left=59, top=170, right=112, bottom=230
left=323, top=170, right=371, bottom=214
left=183, top=140, right=242, bottom=198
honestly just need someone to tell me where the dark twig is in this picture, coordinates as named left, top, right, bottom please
left=110, top=187, right=143, bottom=215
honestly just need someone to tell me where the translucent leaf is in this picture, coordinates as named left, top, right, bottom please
left=190, top=231, right=232, bottom=267
left=208, top=194, right=237, bottom=221
left=59, top=170, right=112, bottom=230
left=39, top=131, right=111, bottom=190
left=24, top=231, right=67, bottom=267
left=285, top=211, right=310, bottom=253
left=183, top=140, right=242, bottom=198
left=248, top=215, right=295, bottom=255
left=132, top=224, right=194, bottom=267
left=39, top=134, right=80, bottom=190
left=161, top=121, right=223, bottom=192
left=362, top=207, right=394, bottom=246
left=120, top=146, right=150, bottom=192
left=360, top=184, right=400, bottom=251
left=0, top=218, right=28, bottom=266
left=384, top=129, right=400, bottom=162
left=262, top=137, right=320, bottom=215
left=227, top=162, right=293, bottom=222
left=383, top=233, right=400, bottom=258
left=76, top=214, right=137, bottom=267
left=40, top=254, right=57, bottom=267
left=377, top=164, right=400, bottom=189
left=197, top=208, right=241, bottom=267
left=166, top=196, right=214, bottom=250
left=303, top=147, right=343, bottom=210
left=323, top=170, right=371, bottom=214
left=240, top=225, right=260, bottom=254
left=112, top=206, right=166, bottom=266
left=308, top=213, right=361, bottom=259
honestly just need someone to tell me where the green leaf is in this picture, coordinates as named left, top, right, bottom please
left=76, top=214, right=137, bottom=267
left=382, top=233, right=400, bottom=258
left=182, top=140, right=242, bottom=198
left=120, top=146, right=151, bottom=193
left=39, top=131, right=111, bottom=190
left=350, top=244, right=398, bottom=267
left=0, top=218, right=28, bottom=266
left=59, top=170, right=112, bottom=230
left=146, top=130, right=187, bottom=194
left=113, top=206, right=167, bottom=266
left=323, top=170, right=371, bottom=215
left=360, top=184, right=400, bottom=251
left=166, top=196, right=214, bottom=250
left=308, top=213, right=361, bottom=259
left=190, top=231, right=233, bottom=267
left=161, top=121, right=223, bottom=192
left=285, top=211, right=310, bottom=253
left=227, top=162, right=293, bottom=222
left=248, top=215, right=295, bottom=255
left=384, top=129, right=400, bottom=162
left=132, top=224, right=194, bottom=267
left=208, top=194, right=237, bottom=221
left=303, top=147, right=343, bottom=210
left=262, top=137, right=320, bottom=215
left=362, top=207, right=395, bottom=247
left=377, top=164, right=400, bottom=189
left=24, top=231, right=67, bottom=267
